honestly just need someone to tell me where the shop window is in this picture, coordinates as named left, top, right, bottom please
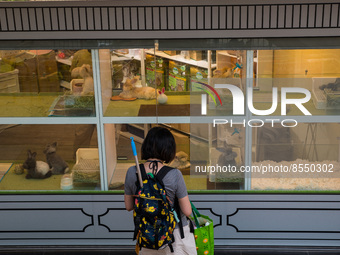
left=0, top=49, right=95, bottom=117
left=102, top=48, right=247, bottom=117
left=0, top=43, right=339, bottom=192
left=108, top=123, right=245, bottom=191
left=255, top=49, right=340, bottom=116
left=0, top=124, right=100, bottom=191
left=252, top=123, right=340, bottom=191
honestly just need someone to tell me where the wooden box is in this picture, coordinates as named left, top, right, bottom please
left=164, top=51, right=178, bottom=56
left=189, top=51, right=204, bottom=61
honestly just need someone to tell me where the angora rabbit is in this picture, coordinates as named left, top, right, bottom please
left=119, top=78, right=158, bottom=100
left=71, top=64, right=94, bottom=96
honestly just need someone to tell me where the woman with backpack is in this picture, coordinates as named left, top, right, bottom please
left=124, top=126, right=197, bottom=255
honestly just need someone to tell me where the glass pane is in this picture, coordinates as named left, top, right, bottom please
left=112, top=123, right=201, bottom=191
left=255, top=49, right=340, bottom=116
left=106, top=123, right=141, bottom=190
left=102, top=47, right=159, bottom=117
left=146, top=49, right=247, bottom=117
left=190, top=123, right=245, bottom=190
left=110, top=124, right=193, bottom=190
left=109, top=123, right=245, bottom=191
left=103, top=46, right=249, bottom=117
left=252, top=123, right=340, bottom=191
left=0, top=49, right=95, bottom=117
left=148, top=48, right=209, bottom=117
left=0, top=124, right=100, bottom=191
left=211, top=50, right=246, bottom=115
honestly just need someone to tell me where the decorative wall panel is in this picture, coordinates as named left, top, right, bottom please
left=0, top=194, right=340, bottom=246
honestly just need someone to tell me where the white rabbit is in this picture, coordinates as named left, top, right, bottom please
left=157, top=87, right=168, bottom=104
left=79, top=64, right=94, bottom=96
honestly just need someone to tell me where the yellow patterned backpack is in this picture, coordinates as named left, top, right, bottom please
left=133, top=164, right=177, bottom=252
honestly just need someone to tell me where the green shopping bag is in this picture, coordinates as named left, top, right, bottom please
left=191, top=202, right=214, bottom=255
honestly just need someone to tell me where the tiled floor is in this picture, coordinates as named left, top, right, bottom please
left=0, top=246, right=340, bottom=255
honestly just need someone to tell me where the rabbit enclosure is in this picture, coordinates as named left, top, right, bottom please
left=0, top=124, right=98, bottom=191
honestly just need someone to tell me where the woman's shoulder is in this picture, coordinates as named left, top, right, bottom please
left=127, top=165, right=136, bottom=171
left=162, top=166, right=183, bottom=178
left=126, top=165, right=137, bottom=177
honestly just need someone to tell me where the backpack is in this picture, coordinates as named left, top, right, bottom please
left=133, top=164, right=177, bottom=252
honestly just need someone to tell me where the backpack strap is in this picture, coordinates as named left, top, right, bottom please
left=139, top=164, right=148, bottom=180
left=156, top=166, right=186, bottom=240
left=168, top=243, right=174, bottom=253
left=133, top=164, right=147, bottom=241
left=188, top=216, right=195, bottom=233
left=155, top=165, right=174, bottom=186
left=135, top=164, right=147, bottom=189
left=174, top=197, right=185, bottom=239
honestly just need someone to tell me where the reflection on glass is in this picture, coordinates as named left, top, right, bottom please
left=0, top=49, right=95, bottom=117
left=256, top=49, right=340, bottom=116
left=0, top=124, right=100, bottom=191
left=190, top=50, right=246, bottom=116
left=252, top=123, right=340, bottom=191
left=189, top=123, right=245, bottom=190
left=109, top=123, right=145, bottom=190
left=104, top=47, right=248, bottom=117
left=111, top=122, right=340, bottom=192
left=111, top=123, right=230, bottom=191
left=252, top=78, right=340, bottom=116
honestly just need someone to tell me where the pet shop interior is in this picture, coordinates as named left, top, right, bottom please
left=0, top=46, right=339, bottom=192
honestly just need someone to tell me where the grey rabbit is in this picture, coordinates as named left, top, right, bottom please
left=319, top=78, right=340, bottom=91
left=43, top=142, right=70, bottom=175
left=23, top=150, right=52, bottom=179
left=217, top=142, right=238, bottom=167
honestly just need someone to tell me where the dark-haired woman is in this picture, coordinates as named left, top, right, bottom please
left=124, top=126, right=196, bottom=255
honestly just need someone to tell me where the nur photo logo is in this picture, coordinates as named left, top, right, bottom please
left=197, top=84, right=312, bottom=116
left=195, top=83, right=312, bottom=128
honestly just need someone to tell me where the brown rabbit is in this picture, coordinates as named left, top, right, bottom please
left=119, top=78, right=158, bottom=100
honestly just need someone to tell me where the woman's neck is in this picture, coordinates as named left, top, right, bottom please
left=144, top=159, right=164, bottom=174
